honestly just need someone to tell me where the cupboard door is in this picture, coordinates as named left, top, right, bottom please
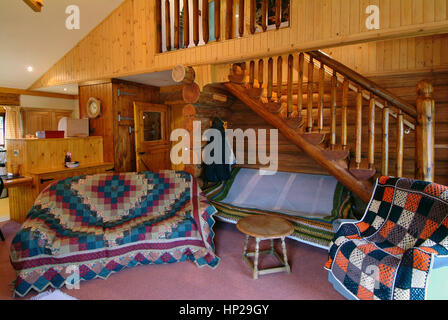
left=22, top=110, right=53, bottom=136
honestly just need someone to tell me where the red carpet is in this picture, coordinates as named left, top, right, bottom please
left=0, top=220, right=343, bottom=300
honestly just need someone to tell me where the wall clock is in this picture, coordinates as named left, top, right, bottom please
left=87, top=97, right=101, bottom=118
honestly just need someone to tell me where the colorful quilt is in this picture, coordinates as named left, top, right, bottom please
left=325, top=177, right=448, bottom=300
left=204, top=168, right=354, bottom=249
left=10, top=171, right=220, bottom=297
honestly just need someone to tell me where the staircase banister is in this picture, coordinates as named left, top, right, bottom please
left=307, top=50, right=418, bottom=119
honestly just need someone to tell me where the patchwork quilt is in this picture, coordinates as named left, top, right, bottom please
left=204, top=168, right=354, bottom=249
left=325, top=177, right=448, bottom=300
left=10, top=171, right=220, bottom=297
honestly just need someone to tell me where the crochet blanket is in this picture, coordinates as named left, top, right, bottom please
left=10, top=171, right=219, bottom=297
left=325, top=177, right=448, bottom=300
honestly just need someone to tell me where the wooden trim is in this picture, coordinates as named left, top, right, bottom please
left=0, top=87, right=77, bottom=100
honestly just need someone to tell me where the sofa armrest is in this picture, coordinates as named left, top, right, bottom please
left=332, top=219, right=358, bottom=233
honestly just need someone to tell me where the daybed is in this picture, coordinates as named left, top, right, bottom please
left=325, top=176, right=448, bottom=300
left=204, top=168, right=355, bottom=249
left=10, top=171, right=219, bottom=297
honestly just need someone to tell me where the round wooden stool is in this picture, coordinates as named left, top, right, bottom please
left=236, top=215, right=294, bottom=279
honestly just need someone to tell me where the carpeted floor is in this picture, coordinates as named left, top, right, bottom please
left=0, top=219, right=344, bottom=300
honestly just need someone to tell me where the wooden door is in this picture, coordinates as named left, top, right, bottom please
left=134, top=102, right=171, bottom=172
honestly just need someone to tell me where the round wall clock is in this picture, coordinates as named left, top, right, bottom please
left=87, top=97, right=101, bottom=118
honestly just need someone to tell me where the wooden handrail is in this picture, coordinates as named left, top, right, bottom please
left=307, top=50, right=417, bottom=119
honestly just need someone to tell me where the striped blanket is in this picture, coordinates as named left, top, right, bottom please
left=204, top=168, right=354, bottom=249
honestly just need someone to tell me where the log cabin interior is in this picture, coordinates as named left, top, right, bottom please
left=0, top=0, right=448, bottom=302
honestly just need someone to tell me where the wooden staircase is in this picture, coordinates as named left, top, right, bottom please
left=222, top=50, right=436, bottom=203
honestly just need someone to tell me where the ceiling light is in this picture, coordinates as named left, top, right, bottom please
left=63, top=88, right=68, bottom=92
left=27, top=66, right=33, bottom=72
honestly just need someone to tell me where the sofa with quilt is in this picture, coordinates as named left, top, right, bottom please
left=10, top=171, right=220, bottom=297
left=205, top=168, right=355, bottom=249
left=325, top=176, right=448, bottom=300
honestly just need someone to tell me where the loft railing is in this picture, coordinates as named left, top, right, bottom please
left=156, top=0, right=291, bottom=53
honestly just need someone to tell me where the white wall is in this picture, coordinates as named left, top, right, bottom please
left=20, top=95, right=79, bottom=119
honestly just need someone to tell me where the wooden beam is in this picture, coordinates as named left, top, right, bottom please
left=0, top=87, right=77, bottom=100
left=23, top=0, right=43, bottom=12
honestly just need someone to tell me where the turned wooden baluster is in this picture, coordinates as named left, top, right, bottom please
left=202, top=0, right=209, bottom=43
left=193, top=0, right=199, bottom=46
left=174, top=0, right=180, bottom=49
left=277, top=56, right=283, bottom=104
left=318, top=63, right=325, bottom=132
left=267, top=57, right=273, bottom=100
left=416, top=81, right=435, bottom=181
left=341, top=79, right=349, bottom=149
left=307, top=57, right=314, bottom=132
left=330, top=71, right=337, bottom=148
left=239, top=0, right=245, bottom=37
left=258, top=59, right=264, bottom=87
left=183, top=0, right=190, bottom=48
left=261, top=0, right=268, bottom=32
left=226, top=0, right=234, bottom=40
left=215, top=0, right=221, bottom=41
left=165, top=0, right=172, bottom=51
left=382, top=103, right=390, bottom=176
left=250, top=0, right=256, bottom=34
left=396, top=109, right=404, bottom=177
left=355, top=86, right=363, bottom=169
left=368, top=93, right=376, bottom=170
left=275, top=0, right=282, bottom=29
left=287, top=54, right=294, bottom=117
left=249, top=60, right=255, bottom=87
left=156, top=0, right=162, bottom=53
left=297, top=53, right=304, bottom=119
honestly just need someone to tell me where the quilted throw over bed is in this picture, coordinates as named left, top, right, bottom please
left=325, top=177, right=448, bottom=300
left=10, top=171, right=220, bottom=297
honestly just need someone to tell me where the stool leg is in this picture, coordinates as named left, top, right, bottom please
left=242, top=235, right=249, bottom=259
left=281, top=237, right=290, bottom=273
left=253, top=238, right=260, bottom=280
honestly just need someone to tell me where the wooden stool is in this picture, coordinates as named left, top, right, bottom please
left=236, top=215, right=294, bottom=279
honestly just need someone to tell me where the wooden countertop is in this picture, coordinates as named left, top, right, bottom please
left=28, top=162, right=114, bottom=175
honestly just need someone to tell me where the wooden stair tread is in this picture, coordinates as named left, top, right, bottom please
left=264, top=101, right=282, bottom=114
left=321, top=145, right=350, bottom=161
left=348, top=159, right=376, bottom=181
left=246, top=87, right=263, bottom=99
left=299, top=132, right=326, bottom=146
left=284, top=117, right=304, bottom=130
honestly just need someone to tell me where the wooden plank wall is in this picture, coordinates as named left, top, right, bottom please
left=30, top=0, right=448, bottom=90
left=324, top=34, right=448, bottom=76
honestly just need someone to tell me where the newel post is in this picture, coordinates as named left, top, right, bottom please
left=415, top=80, right=435, bottom=182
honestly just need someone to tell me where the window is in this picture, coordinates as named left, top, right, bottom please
left=0, top=113, right=5, bottom=147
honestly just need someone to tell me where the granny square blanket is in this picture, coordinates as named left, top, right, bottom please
left=325, top=177, right=448, bottom=300
left=10, top=171, right=220, bottom=297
